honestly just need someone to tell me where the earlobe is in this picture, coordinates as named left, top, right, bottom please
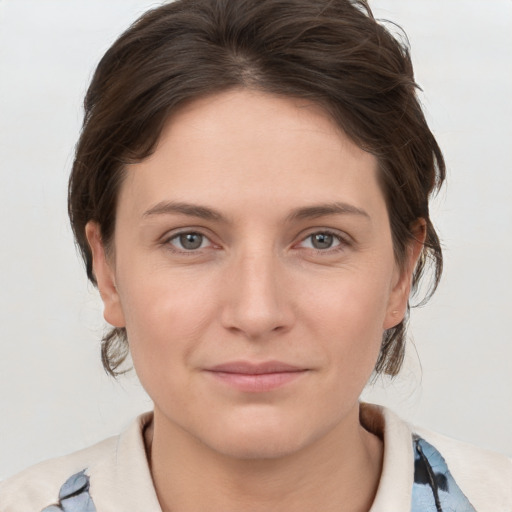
left=383, top=219, right=426, bottom=330
left=85, top=222, right=126, bottom=328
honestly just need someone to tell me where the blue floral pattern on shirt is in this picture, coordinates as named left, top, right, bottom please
left=41, top=470, right=96, bottom=512
left=39, top=436, right=475, bottom=512
left=412, top=435, right=476, bottom=511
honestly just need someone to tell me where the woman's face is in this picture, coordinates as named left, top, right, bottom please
left=88, top=89, right=415, bottom=459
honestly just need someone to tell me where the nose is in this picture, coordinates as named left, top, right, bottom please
left=220, top=247, right=294, bottom=340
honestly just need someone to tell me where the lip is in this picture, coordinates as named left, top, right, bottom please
left=204, top=360, right=309, bottom=392
left=208, top=360, right=304, bottom=374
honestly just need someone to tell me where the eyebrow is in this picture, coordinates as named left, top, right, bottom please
left=286, top=202, right=370, bottom=222
left=142, top=200, right=370, bottom=223
left=143, top=201, right=227, bottom=222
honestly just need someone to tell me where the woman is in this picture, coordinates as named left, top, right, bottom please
left=1, top=0, right=510, bottom=510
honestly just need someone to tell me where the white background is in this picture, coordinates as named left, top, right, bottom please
left=0, top=0, right=511, bottom=479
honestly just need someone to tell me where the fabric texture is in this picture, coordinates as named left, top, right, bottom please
left=1, top=404, right=510, bottom=512
left=411, top=436, right=476, bottom=511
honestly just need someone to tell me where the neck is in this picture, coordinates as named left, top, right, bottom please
left=146, top=405, right=383, bottom=512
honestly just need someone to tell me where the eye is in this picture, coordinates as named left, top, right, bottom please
left=299, top=231, right=343, bottom=250
left=168, top=232, right=210, bottom=251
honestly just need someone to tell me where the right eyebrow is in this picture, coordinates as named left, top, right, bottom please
left=142, top=201, right=227, bottom=222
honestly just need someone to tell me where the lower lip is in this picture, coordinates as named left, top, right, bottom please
left=205, top=370, right=308, bottom=392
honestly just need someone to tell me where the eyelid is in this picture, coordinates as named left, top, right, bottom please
left=161, top=227, right=218, bottom=253
left=294, top=228, right=353, bottom=252
left=159, top=226, right=353, bottom=254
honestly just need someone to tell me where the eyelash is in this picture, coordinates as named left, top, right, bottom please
left=162, top=229, right=351, bottom=255
left=163, top=230, right=215, bottom=255
left=296, top=229, right=350, bottom=255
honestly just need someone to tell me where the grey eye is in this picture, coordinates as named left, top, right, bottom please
left=311, top=233, right=334, bottom=249
left=176, top=232, right=204, bottom=250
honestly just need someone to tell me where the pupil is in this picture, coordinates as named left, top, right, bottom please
left=312, top=233, right=333, bottom=249
left=180, top=233, right=203, bottom=250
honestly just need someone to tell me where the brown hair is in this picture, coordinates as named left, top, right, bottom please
left=69, top=0, right=445, bottom=377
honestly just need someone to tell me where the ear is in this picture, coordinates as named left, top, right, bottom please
left=383, top=219, right=426, bottom=330
left=85, top=221, right=126, bottom=328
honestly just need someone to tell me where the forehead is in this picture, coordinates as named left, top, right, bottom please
left=118, top=89, right=384, bottom=220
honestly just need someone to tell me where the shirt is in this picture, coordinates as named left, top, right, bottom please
left=1, top=404, right=511, bottom=511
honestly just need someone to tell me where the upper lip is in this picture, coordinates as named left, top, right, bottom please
left=206, top=361, right=306, bottom=374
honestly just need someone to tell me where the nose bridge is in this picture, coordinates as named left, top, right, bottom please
left=221, top=241, right=292, bottom=339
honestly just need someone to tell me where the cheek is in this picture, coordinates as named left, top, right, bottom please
left=300, top=268, right=392, bottom=367
left=116, top=266, right=221, bottom=374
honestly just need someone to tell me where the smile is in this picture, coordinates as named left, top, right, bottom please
left=204, top=361, right=309, bottom=392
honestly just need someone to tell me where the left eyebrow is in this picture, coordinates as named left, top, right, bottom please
left=286, top=202, right=371, bottom=222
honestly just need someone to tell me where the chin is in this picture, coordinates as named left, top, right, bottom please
left=197, top=410, right=328, bottom=461
left=209, top=428, right=308, bottom=460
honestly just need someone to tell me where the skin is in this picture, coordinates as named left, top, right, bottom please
left=87, top=89, right=424, bottom=511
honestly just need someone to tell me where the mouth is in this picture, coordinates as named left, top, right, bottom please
left=204, top=360, right=309, bottom=392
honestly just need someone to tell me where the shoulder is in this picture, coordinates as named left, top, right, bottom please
left=362, top=403, right=512, bottom=512
left=0, top=412, right=157, bottom=512
left=413, top=424, right=512, bottom=511
left=0, top=435, right=118, bottom=512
